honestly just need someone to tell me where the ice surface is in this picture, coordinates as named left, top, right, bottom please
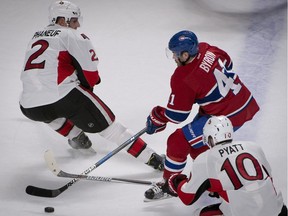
left=0, top=0, right=286, bottom=215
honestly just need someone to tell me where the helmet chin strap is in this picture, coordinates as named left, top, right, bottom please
left=178, top=55, right=193, bottom=66
left=208, top=137, right=215, bottom=148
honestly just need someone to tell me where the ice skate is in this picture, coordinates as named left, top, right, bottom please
left=144, top=181, right=173, bottom=202
left=146, top=153, right=165, bottom=171
left=68, top=131, right=96, bottom=153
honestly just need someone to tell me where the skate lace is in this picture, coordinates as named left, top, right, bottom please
left=152, top=185, right=162, bottom=194
left=150, top=185, right=165, bottom=199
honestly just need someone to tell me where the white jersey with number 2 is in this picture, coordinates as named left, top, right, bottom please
left=20, top=24, right=99, bottom=108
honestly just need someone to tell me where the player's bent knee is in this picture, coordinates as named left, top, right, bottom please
left=190, top=145, right=209, bottom=160
left=167, top=129, right=190, bottom=159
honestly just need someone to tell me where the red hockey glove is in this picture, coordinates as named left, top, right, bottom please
left=146, top=106, right=168, bottom=134
left=166, top=174, right=188, bottom=197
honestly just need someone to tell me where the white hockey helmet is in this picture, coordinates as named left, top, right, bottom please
left=203, top=116, right=233, bottom=147
left=48, top=1, right=81, bottom=24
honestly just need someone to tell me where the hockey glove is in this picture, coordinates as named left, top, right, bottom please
left=146, top=106, right=168, bottom=134
left=166, top=173, right=188, bottom=197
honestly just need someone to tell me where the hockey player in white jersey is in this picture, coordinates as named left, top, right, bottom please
left=158, top=116, right=287, bottom=215
left=19, top=1, right=164, bottom=171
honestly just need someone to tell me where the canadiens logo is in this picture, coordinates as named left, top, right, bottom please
left=179, top=36, right=191, bottom=41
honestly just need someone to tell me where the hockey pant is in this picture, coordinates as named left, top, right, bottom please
left=21, top=86, right=155, bottom=163
left=20, top=86, right=115, bottom=133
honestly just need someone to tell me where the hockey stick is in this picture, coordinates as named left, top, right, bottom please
left=26, top=127, right=147, bottom=198
left=44, top=149, right=154, bottom=185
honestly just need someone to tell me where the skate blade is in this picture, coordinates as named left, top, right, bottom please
left=143, top=194, right=173, bottom=202
left=78, top=147, right=97, bottom=155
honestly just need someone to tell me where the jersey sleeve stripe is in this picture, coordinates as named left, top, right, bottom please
left=165, top=108, right=190, bottom=123
left=196, top=84, right=223, bottom=106
left=189, top=136, right=204, bottom=148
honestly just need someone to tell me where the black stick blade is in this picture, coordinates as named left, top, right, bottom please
left=25, top=185, right=65, bottom=198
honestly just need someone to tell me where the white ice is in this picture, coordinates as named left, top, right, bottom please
left=0, top=0, right=286, bottom=215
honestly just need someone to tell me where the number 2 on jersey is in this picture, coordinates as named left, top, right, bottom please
left=24, top=40, right=49, bottom=71
left=24, top=39, right=98, bottom=71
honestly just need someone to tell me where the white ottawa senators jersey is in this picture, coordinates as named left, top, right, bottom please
left=20, top=24, right=99, bottom=108
left=177, top=141, right=284, bottom=216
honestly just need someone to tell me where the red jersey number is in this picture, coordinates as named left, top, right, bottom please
left=221, top=153, right=264, bottom=190
left=24, top=40, right=98, bottom=71
left=89, top=49, right=98, bottom=61
left=24, top=40, right=49, bottom=71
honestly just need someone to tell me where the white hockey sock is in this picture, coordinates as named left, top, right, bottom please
left=47, top=117, right=82, bottom=140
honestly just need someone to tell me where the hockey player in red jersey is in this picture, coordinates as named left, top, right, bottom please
left=144, top=30, right=260, bottom=199
left=163, top=116, right=287, bottom=216
left=19, top=1, right=164, bottom=171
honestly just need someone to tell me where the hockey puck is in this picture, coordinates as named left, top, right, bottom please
left=44, top=207, right=54, bottom=213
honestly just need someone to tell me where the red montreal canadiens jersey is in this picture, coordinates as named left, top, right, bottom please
left=20, top=24, right=100, bottom=108
left=176, top=141, right=284, bottom=216
left=165, top=42, right=259, bottom=127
